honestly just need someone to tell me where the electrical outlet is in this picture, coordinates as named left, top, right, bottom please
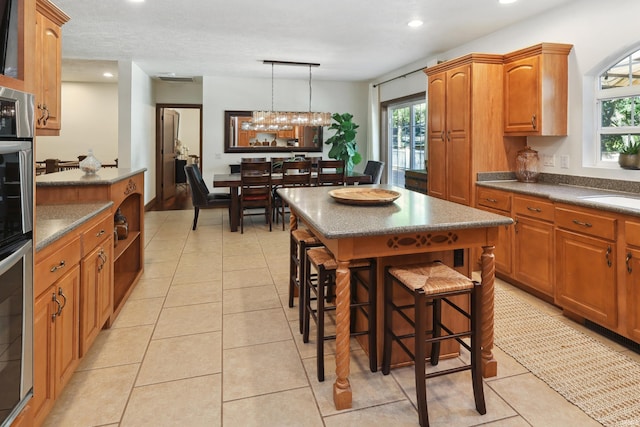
left=215, top=153, right=222, bottom=160
left=560, top=155, right=570, bottom=169
left=543, top=154, right=556, bottom=167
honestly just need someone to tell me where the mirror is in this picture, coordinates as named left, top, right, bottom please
left=224, top=110, right=324, bottom=153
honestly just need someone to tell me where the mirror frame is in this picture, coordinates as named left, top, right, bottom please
left=224, top=110, right=324, bottom=153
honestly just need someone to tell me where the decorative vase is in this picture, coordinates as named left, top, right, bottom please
left=515, top=146, right=540, bottom=183
left=618, top=154, right=640, bottom=170
left=114, top=208, right=128, bottom=240
left=79, top=149, right=101, bottom=174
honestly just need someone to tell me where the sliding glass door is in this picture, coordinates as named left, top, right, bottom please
left=388, top=99, right=426, bottom=187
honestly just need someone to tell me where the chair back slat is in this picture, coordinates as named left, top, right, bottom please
left=241, top=161, right=272, bottom=200
left=282, top=160, right=312, bottom=187
left=317, top=159, right=345, bottom=186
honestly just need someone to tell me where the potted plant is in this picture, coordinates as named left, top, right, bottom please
left=618, top=140, right=640, bottom=169
left=325, top=112, right=362, bottom=174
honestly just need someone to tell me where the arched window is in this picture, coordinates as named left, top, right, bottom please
left=597, top=48, right=640, bottom=162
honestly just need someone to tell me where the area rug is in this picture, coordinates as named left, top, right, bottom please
left=493, top=286, right=640, bottom=427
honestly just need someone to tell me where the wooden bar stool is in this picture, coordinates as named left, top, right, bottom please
left=381, top=261, right=485, bottom=427
left=289, top=228, right=323, bottom=333
left=303, top=247, right=377, bottom=382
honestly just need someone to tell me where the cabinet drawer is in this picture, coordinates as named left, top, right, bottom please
left=82, top=213, right=113, bottom=255
left=514, top=195, right=554, bottom=222
left=35, top=236, right=81, bottom=296
left=555, top=206, right=616, bottom=240
left=477, top=187, right=511, bottom=212
left=625, top=220, right=640, bottom=247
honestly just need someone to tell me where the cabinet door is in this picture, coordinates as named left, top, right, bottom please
left=483, top=206, right=513, bottom=276
left=33, top=287, right=56, bottom=427
left=504, top=56, right=539, bottom=134
left=427, top=72, right=446, bottom=200
left=35, top=11, right=63, bottom=133
left=514, top=216, right=554, bottom=296
left=445, top=65, right=471, bottom=205
left=80, top=245, right=101, bottom=357
left=626, top=247, right=640, bottom=341
left=54, top=264, right=81, bottom=396
left=555, top=229, right=617, bottom=328
left=98, top=241, right=114, bottom=331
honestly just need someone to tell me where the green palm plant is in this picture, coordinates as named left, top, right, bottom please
left=324, top=112, right=362, bottom=173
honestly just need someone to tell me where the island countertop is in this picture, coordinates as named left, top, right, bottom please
left=35, top=202, right=113, bottom=251
left=36, top=168, right=146, bottom=186
left=277, top=184, right=513, bottom=239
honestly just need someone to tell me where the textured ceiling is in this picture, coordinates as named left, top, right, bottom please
left=55, top=0, right=577, bottom=83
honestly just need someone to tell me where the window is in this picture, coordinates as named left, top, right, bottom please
left=597, top=48, right=640, bottom=162
left=388, top=99, right=426, bottom=186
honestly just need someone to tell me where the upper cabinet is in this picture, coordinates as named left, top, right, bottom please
left=34, top=0, right=68, bottom=135
left=503, top=43, right=573, bottom=136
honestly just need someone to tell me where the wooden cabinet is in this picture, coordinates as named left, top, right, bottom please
left=476, top=187, right=513, bottom=275
left=624, top=220, right=640, bottom=341
left=236, top=117, right=255, bottom=146
left=503, top=43, right=573, bottom=136
left=426, top=54, right=519, bottom=206
left=34, top=0, right=69, bottom=135
left=79, top=213, right=114, bottom=356
left=555, top=205, right=617, bottom=328
left=513, top=195, right=555, bottom=297
left=33, top=236, right=81, bottom=427
left=0, top=0, right=36, bottom=92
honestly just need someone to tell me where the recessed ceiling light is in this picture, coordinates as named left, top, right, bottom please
left=103, top=72, right=114, bottom=78
left=129, top=0, right=144, bottom=3
left=498, top=0, right=518, bottom=4
left=408, top=20, right=423, bottom=28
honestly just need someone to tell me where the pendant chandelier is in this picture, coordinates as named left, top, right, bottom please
left=246, top=60, right=332, bottom=131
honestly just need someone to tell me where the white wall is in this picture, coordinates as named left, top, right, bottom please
left=201, top=76, right=369, bottom=185
left=173, top=108, right=200, bottom=159
left=35, top=82, right=118, bottom=163
left=376, top=0, right=640, bottom=181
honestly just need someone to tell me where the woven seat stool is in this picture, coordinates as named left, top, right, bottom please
left=303, top=247, right=377, bottom=382
left=381, top=261, right=485, bottom=427
left=289, top=228, right=323, bottom=333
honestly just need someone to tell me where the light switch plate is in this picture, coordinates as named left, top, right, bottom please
left=560, top=155, right=570, bottom=169
left=543, top=154, right=556, bottom=167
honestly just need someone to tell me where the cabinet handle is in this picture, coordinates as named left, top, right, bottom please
left=50, top=260, right=66, bottom=272
left=514, top=218, right=519, bottom=233
left=52, top=293, right=62, bottom=320
left=626, top=252, right=633, bottom=274
left=58, top=287, right=67, bottom=312
left=605, top=246, right=612, bottom=268
left=446, top=130, right=451, bottom=142
left=527, top=206, right=542, bottom=212
left=98, top=249, right=107, bottom=271
left=96, top=229, right=105, bottom=237
left=42, top=105, right=50, bottom=126
left=531, top=114, right=537, bottom=130
left=37, top=104, right=43, bottom=125
left=572, top=219, right=592, bottom=228
left=440, top=131, right=445, bottom=141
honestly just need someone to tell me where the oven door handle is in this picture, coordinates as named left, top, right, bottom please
left=0, top=240, right=32, bottom=276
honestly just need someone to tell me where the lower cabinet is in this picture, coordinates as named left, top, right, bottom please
left=33, top=264, right=80, bottom=427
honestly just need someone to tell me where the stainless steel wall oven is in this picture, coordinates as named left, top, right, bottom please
left=0, top=86, right=34, bottom=427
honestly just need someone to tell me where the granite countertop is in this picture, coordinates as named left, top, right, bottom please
left=36, top=202, right=113, bottom=251
left=477, top=180, right=640, bottom=216
left=36, top=168, right=146, bottom=186
left=277, top=184, right=513, bottom=239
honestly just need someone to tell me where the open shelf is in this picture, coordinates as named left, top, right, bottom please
left=113, top=231, right=140, bottom=261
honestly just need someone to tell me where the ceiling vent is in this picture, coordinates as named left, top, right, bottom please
left=157, top=75, right=194, bottom=82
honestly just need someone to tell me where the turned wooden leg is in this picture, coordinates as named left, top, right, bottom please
left=289, top=209, right=298, bottom=231
left=333, top=260, right=352, bottom=409
left=480, top=245, right=497, bottom=378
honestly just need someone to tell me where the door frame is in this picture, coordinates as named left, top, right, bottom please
left=154, top=103, right=203, bottom=207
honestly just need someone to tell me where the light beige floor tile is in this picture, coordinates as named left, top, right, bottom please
left=223, top=253, right=267, bottom=271
left=139, top=261, right=177, bottom=279
left=223, top=307, right=291, bottom=348
left=223, top=340, right=308, bottom=401
left=128, top=276, right=172, bottom=300
left=281, top=294, right=300, bottom=322
left=42, top=364, right=139, bottom=427
left=177, top=252, right=221, bottom=267
left=136, top=331, right=221, bottom=385
left=165, top=280, right=222, bottom=306
left=488, top=373, right=602, bottom=427
left=77, top=325, right=153, bottom=371
left=223, top=267, right=273, bottom=289
left=172, top=265, right=222, bottom=284
left=481, top=416, right=535, bottom=426
left=144, top=249, right=183, bottom=265
left=153, top=302, right=222, bottom=339
left=111, top=297, right=164, bottom=329
left=223, top=284, right=281, bottom=314
left=223, top=387, right=323, bottom=427
left=222, top=241, right=264, bottom=256
left=323, top=400, right=420, bottom=427
left=144, top=239, right=184, bottom=255
left=272, top=272, right=291, bottom=295
left=122, top=374, right=221, bottom=427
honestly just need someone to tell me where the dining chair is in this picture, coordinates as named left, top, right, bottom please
left=270, top=157, right=289, bottom=173
left=275, top=159, right=312, bottom=229
left=363, top=160, right=385, bottom=184
left=316, top=159, right=345, bottom=186
left=240, top=160, right=272, bottom=233
left=184, top=164, right=231, bottom=230
left=241, top=157, right=267, bottom=162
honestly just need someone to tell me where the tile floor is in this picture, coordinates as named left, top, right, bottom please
left=42, top=208, right=640, bottom=427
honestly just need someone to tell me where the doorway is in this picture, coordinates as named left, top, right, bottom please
left=154, top=103, right=203, bottom=210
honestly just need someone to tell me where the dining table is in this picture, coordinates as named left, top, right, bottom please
left=212, top=171, right=373, bottom=232
left=276, top=184, right=513, bottom=410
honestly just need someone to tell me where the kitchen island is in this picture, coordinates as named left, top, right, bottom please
left=277, top=184, right=513, bottom=410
